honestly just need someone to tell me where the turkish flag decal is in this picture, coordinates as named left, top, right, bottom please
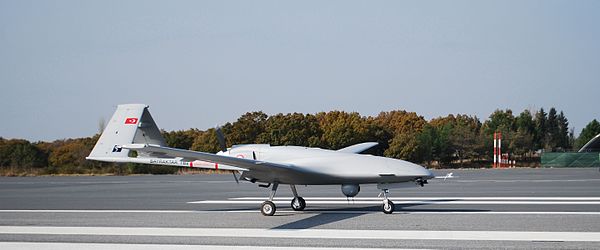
left=124, top=118, right=138, bottom=124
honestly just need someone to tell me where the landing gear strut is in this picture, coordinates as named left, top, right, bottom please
left=379, top=188, right=395, bottom=214
left=260, top=183, right=307, bottom=216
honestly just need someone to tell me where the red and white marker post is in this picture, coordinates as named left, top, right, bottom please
left=493, top=132, right=502, bottom=168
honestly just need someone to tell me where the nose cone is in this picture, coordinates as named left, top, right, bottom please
left=404, top=161, right=435, bottom=179
left=387, top=158, right=435, bottom=180
left=418, top=165, right=435, bottom=180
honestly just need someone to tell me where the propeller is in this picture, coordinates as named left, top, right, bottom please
left=215, top=127, right=227, bottom=153
left=215, top=126, right=239, bottom=184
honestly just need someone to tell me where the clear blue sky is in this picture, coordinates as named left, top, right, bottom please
left=1, top=0, right=599, bottom=142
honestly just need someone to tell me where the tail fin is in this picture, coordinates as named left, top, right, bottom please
left=87, top=104, right=166, bottom=162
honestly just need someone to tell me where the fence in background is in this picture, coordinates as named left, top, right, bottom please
left=541, top=152, right=600, bottom=168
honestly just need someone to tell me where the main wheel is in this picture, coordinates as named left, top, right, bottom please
left=382, top=200, right=395, bottom=214
left=291, top=197, right=306, bottom=211
left=261, top=201, right=276, bottom=216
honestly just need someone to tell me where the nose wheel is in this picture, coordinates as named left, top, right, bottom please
left=382, top=199, right=395, bottom=214
left=379, top=188, right=395, bottom=214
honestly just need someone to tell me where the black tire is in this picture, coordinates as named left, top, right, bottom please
left=382, top=200, right=395, bottom=214
left=291, top=197, right=306, bottom=211
left=261, top=201, right=276, bottom=216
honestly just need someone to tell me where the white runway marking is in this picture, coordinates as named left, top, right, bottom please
left=1, top=226, right=599, bottom=242
left=231, top=197, right=600, bottom=201
left=453, top=178, right=600, bottom=183
left=189, top=196, right=600, bottom=205
left=2, top=196, right=598, bottom=215
left=0, top=242, right=422, bottom=250
left=1, top=210, right=600, bottom=215
left=0, top=180, right=236, bottom=185
left=194, top=200, right=600, bottom=205
left=0, top=210, right=195, bottom=213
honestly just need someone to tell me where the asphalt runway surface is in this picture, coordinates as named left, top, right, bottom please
left=1, top=167, right=600, bottom=249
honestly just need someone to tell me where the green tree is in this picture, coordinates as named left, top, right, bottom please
left=546, top=108, right=559, bottom=150
left=427, top=116, right=456, bottom=164
left=533, top=108, right=547, bottom=150
left=416, top=125, right=436, bottom=165
left=0, top=138, right=47, bottom=169
left=515, top=110, right=535, bottom=135
left=316, top=111, right=375, bottom=149
left=227, top=111, right=268, bottom=145
left=425, top=114, right=482, bottom=166
left=375, top=111, right=426, bottom=161
left=191, top=129, right=222, bottom=153
left=417, top=123, right=452, bottom=165
left=47, top=137, right=104, bottom=174
left=450, top=115, right=482, bottom=165
left=483, top=109, right=515, bottom=134
left=512, top=110, right=535, bottom=156
left=257, top=113, right=322, bottom=147
left=162, top=129, right=200, bottom=149
left=482, top=109, right=514, bottom=153
left=509, top=127, right=534, bottom=157
left=556, top=111, right=570, bottom=150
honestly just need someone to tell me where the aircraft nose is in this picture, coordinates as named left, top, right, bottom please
left=414, top=164, right=435, bottom=179
left=422, top=167, right=435, bottom=179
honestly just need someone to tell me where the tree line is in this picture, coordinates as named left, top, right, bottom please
left=1, top=107, right=599, bottom=176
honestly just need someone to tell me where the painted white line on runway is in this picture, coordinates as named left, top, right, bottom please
left=0, top=210, right=195, bottom=213
left=0, top=180, right=238, bottom=185
left=231, top=197, right=600, bottom=201
left=189, top=200, right=600, bottom=205
left=1, top=210, right=600, bottom=215
left=1, top=226, right=599, bottom=242
left=453, top=179, right=600, bottom=183
left=0, top=242, right=421, bottom=250
left=391, top=211, right=600, bottom=215
left=217, top=210, right=600, bottom=215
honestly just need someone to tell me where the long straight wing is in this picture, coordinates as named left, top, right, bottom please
left=122, top=144, right=304, bottom=174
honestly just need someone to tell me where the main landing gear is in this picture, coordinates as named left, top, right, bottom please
left=379, top=188, right=395, bottom=214
left=259, top=183, right=396, bottom=215
left=260, top=183, right=278, bottom=216
left=260, top=183, right=305, bottom=216
left=290, top=184, right=306, bottom=211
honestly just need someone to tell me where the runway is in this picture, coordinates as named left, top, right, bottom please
left=1, top=168, right=599, bottom=249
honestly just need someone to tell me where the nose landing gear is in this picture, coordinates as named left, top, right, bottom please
left=379, top=188, right=395, bottom=214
